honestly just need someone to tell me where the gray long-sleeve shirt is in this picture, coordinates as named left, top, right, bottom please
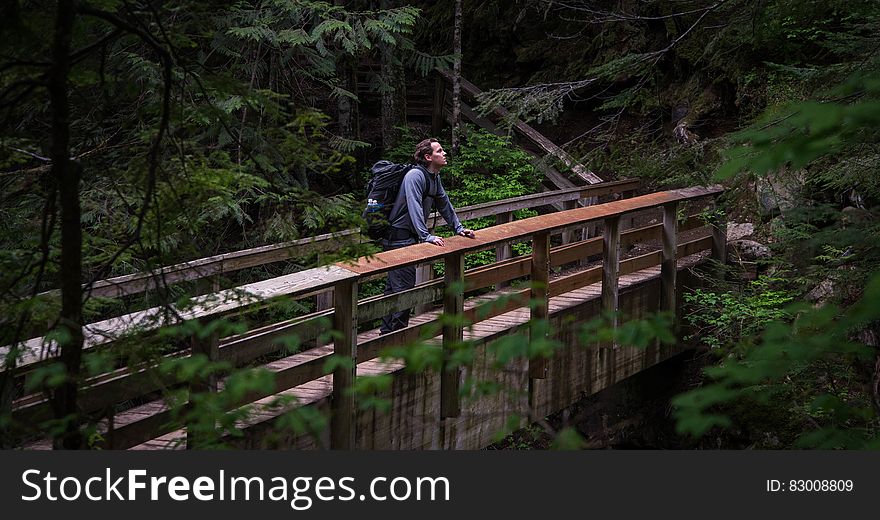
left=387, top=166, right=464, bottom=243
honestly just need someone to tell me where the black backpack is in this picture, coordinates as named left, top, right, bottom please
left=362, top=161, right=430, bottom=240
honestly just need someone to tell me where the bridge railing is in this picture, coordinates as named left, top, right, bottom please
left=7, top=184, right=724, bottom=450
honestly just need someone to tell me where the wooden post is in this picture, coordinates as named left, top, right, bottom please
left=495, top=211, right=513, bottom=289
left=331, top=278, right=358, bottom=449
left=186, top=323, right=220, bottom=449
left=441, top=252, right=464, bottom=419
left=661, top=202, right=678, bottom=317
left=186, top=277, right=221, bottom=449
left=711, top=199, right=727, bottom=278
left=529, top=231, right=550, bottom=381
left=600, top=216, right=620, bottom=387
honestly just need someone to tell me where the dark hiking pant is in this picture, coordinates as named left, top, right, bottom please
left=379, top=236, right=417, bottom=334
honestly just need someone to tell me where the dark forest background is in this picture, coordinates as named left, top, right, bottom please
left=1, top=0, right=878, bottom=449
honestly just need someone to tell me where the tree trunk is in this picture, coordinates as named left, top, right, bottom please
left=335, top=0, right=358, bottom=141
left=48, top=0, right=85, bottom=450
left=380, top=0, right=406, bottom=151
left=451, top=0, right=462, bottom=154
left=337, top=56, right=357, bottom=139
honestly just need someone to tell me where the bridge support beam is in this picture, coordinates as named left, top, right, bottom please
left=441, top=252, right=464, bottom=419
left=529, top=231, right=551, bottom=380
left=331, top=278, right=358, bottom=449
left=528, top=230, right=551, bottom=414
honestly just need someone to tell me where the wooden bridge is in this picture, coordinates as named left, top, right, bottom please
left=4, top=181, right=725, bottom=450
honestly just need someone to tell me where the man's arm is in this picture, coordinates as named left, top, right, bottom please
left=434, top=180, right=475, bottom=239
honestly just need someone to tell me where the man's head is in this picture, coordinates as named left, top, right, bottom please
left=413, top=138, right=447, bottom=172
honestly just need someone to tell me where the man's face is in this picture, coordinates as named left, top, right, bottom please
left=424, top=142, right=447, bottom=171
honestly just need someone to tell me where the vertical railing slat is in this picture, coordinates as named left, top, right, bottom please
left=495, top=212, right=513, bottom=289
left=561, top=200, right=578, bottom=245
left=415, top=263, right=434, bottom=315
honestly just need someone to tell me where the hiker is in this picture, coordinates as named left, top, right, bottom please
left=380, top=138, right=475, bottom=334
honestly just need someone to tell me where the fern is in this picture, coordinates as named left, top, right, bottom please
left=404, top=49, right=455, bottom=77
left=276, top=28, right=312, bottom=47
left=327, top=135, right=371, bottom=154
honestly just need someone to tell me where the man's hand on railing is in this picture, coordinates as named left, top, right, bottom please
left=427, top=229, right=473, bottom=246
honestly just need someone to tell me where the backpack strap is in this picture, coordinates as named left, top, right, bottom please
left=415, top=166, right=440, bottom=231
left=385, top=165, right=437, bottom=240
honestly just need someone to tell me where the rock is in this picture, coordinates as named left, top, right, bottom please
left=806, top=278, right=835, bottom=303
left=727, top=239, right=771, bottom=262
left=756, top=168, right=806, bottom=217
left=806, top=265, right=860, bottom=306
left=726, top=222, right=755, bottom=242
left=841, top=206, right=873, bottom=226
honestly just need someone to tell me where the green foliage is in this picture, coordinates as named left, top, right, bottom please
left=674, top=274, right=880, bottom=447
left=350, top=374, right=393, bottom=413
left=672, top=69, right=880, bottom=447
left=444, top=129, right=540, bottom=271
left=684, top=277, right=795, bottom=350
left=442, top=128, right=542, bottom=206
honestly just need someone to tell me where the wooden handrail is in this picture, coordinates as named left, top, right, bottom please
left=77, top=229, right=361, bottom=299
left=340, top=186, right=721, bottom=276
